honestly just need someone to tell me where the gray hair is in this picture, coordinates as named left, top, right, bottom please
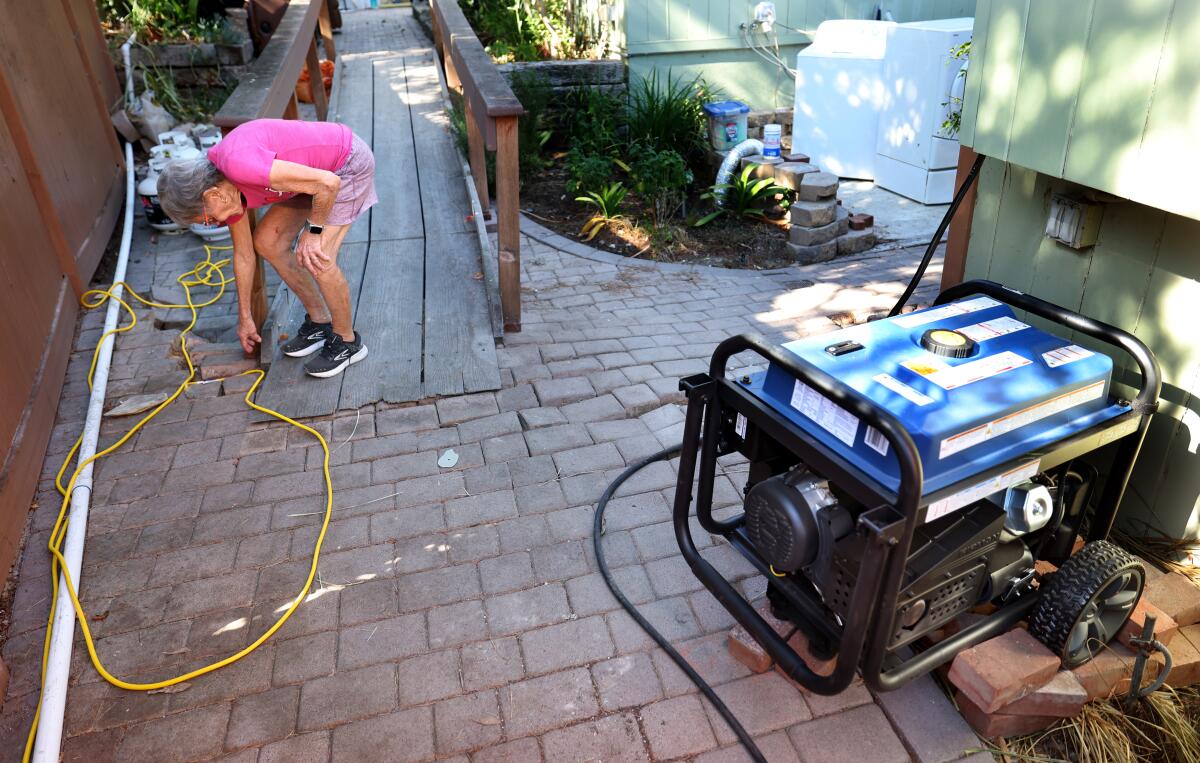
left=157, top=157, right=226, bottom=223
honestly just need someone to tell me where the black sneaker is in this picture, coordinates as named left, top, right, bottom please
left=282, top=314, right=333, bottom=357
left=304, top=332, right=368, bottom=378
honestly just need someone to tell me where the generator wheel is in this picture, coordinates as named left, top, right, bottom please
left=1029, top=540, right=1144, bottom=668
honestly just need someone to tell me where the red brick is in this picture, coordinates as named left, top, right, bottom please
left=726, top=600, right=793, bottom=674
left=782, top=627, right=835, bottom=679
left=996, top=670, right=1087, bottom=717
left=957, top=691, right=1059, bottom=738
left=1165, top=624, right=1200, bottom=688
left=948, top=628, right=1060, bottom=713
left=1117, top=596, right=1178, bottom=649
left=1034, top=559, right=1058, bottom=577
left=848, top=213, right=874, bottom=230
left=0, top=656, right=8, bottom=701
left=1072, top=643, right=1163, bottom=700
left=1143, top=572, right=1200, bottom=627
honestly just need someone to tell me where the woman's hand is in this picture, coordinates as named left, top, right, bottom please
left=237, top=316, right=262, bottom=354
left=295, top=231, right=332, bottom=276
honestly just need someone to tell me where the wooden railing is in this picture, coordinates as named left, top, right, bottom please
left=214, top=0, right=336, bottom=338
left=430, top=0, right=525, bottom=332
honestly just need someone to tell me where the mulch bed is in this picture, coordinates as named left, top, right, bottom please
left=521, top=163, right=798, bottom=270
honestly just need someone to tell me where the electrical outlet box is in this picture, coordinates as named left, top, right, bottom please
left=754, top=2, right=776, bottom=31
left=1045, top=194, right=1103, bottom=250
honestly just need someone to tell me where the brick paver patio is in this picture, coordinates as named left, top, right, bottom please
left=0, top=214, right=996, bottom=761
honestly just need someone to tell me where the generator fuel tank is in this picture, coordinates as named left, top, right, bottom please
left=745, top=296, right=1130, bottom=498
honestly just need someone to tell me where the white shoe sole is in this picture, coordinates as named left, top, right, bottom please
left=283, top=337, right=328, bottom=358
left=306, top=345, right=368, bottom=378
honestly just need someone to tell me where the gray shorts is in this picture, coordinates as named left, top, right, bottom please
left=328, top=133, right=378, bottom=225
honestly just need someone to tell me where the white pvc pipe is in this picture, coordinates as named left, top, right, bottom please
left=33, top=40, right=137, bottom=762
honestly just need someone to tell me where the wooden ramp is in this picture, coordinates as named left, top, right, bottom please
left=255, top=9, right=500, bottom=418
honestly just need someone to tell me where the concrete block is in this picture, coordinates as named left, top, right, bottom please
left=835, top=205, right=850, bottom=235
left=948, top=628, right=1060, bottom=713
left=1144, top=572, right=1200, bottom=627
left=1117, top=596, right=1178, bottom=649
left=739, top=154, right=783, bottom=179
left=837, top=228, right=877, bottom=255
left=784, top=151, right=811, bottom=163
left=957, top=691, right=1060, bottom=738
left=789, top=199, right=837, bottom=227
left=773, top=162, right=819, bottom=191
left=789, top=217, right=840, bottom=246
left=786, top=240, right=838, bottom=265
left=798, top=171, right=839, bottom=201
left=996, top=670, right=1088, bottom=717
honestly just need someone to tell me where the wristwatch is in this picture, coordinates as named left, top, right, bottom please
left=306, top=220, right=324, bottom=235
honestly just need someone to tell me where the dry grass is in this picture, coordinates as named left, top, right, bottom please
left=970, top=686, right=1200, bottom=763
left=1112, top=529, right=1200, bottom=586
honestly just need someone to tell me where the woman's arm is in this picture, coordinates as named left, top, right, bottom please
left=230, top=213, right=262, bottom=354
left=268, top=160, right=340, bottom=276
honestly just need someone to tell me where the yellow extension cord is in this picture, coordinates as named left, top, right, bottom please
left=24, top=245, right=336, bottom=761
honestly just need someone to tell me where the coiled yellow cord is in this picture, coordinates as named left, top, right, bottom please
left=24, top=245, right=335, bottom=761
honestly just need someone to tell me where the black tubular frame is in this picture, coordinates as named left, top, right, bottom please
left=673, top=279, right=1161, bottom=694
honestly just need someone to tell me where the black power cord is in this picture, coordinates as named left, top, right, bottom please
left=592, top=445, right=769, bottom=763
left=888, top=153, right=987, bottom=317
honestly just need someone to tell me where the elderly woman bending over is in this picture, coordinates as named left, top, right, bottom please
left=158, top=119, right=376, bottom=379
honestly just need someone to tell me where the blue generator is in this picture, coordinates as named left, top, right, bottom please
left=672, top=280, right=1161, bottom=693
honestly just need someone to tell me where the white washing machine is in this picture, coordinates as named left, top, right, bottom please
left=874, top=18, right=974, bottom=204
left=791, top=20, right=895, bottom=180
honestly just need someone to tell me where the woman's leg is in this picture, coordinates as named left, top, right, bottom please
left=253, top=203, right=331, bottom=322
left=309, top=223, right=354, bottom=341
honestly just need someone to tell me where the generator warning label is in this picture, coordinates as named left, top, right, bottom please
left=938, top=380, right=1106, bottom=459
left=873, top=373, right=935, bottom=406
left=906, top=351, right=1031, bottom=391
left=790, top=380, right=859, bottom=447
left=1043, top=344, right=1094, bottom=368
left=925, top=460, right=1041, bottom=523
left=893, top=296, right=1001, bottom=329
left=958, top=316, right=1030, bottom=342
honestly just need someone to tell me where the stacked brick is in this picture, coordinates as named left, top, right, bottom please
left=945, top=565, right=1200, bottom=739
left=726, top=143, right=878, bottom=265
left=725, top=552, right=1200, bottom=743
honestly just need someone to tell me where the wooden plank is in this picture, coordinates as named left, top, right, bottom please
left=405, top=57, right=499, bottom=396
left=370, top=57, right=424, bottom=242
left=339, top=238, right=425, bottom=407
left=956, top=0, right=990, bottom=149
left=253, top=242, right=369, bottom=418
left=306, top=38, right=329, bottom=121
left=423, top=229, right=501, bottom=396
left=333, top=56, right=374, bottom=245
left=969, top=0, right=1029, bottom=162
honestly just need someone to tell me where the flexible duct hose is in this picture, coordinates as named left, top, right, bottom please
left=715, top=139, right=766, bottom=206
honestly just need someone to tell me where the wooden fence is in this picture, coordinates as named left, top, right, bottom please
left=430, top=0, right=525, bottom=332
left=215, top=0, right=337, bottom=342
left=0, top=0, right=125, bottom=581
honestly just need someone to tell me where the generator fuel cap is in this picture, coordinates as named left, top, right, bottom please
left=921, top=328, right=976, bottom=358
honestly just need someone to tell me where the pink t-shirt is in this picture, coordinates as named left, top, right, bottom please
left=208, top=119, right=353, bottom=210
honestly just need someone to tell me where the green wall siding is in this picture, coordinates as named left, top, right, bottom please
left=960, top=0, right=1200, bottom=222
left=965, top=162, right=1200, bottom=541
left=621, top=0, right=976, bottom=108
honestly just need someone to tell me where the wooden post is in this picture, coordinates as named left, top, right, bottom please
left=283, top=92, right=300, bottom=120
left=431, top=0, right=442, bottom=59
left=60, top=0, right=123, bottom=166
left=495, top=115, right=521, bottom=332
left=318, top=0, right=337, bottom=62
left=306, top=38, right=328, bottom=121
left=941, top=146, right=981, bottom=291
left=464, top=99, right=490, bottom=216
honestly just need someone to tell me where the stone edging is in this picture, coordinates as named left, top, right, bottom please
left=519, top=214, right=929, bottom=280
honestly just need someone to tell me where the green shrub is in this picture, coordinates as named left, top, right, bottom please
left=627, top=71, right=711, bottom=166
left=559, top=85, right=623, bottom=157
left=695, top=165, right=791, bottom=226
left=102, top=0, right=237, bottom=44
left=460, top=0, right=608, bottom=61
left=628, top=144, right=692, bottom=223
left=565, top=149, right=613, bottom=195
